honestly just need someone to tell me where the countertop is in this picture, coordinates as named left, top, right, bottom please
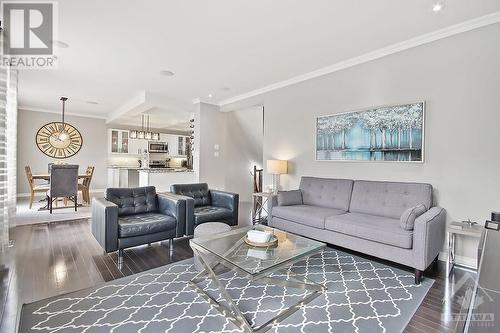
left=107, top=166, right=194, bottom=173
left=107, top=166, right=142, bottom=169
left=139, top=168, right=194, bottom=173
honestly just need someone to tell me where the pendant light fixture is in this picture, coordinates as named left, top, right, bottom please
left=58, top=97, right=69, bottom=141
left=130, top=114, right=160, bottom=141
left=145, top=115, right=152, bottom=140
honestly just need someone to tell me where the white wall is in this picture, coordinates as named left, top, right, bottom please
left=224, top=106, right=263, bottom=202
left=223, top=23, right=500, bottom=263
left=17, top=109, right=107, bottom=194
left=197, top=102, right=227, bottom=189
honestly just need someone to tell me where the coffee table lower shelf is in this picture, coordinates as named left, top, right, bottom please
left=189, top=246, right=327, bottom=333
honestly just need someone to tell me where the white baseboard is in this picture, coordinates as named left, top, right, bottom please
left=439, top=251, right=477, bottom=269
left=17, top=189, right=105, bottom=198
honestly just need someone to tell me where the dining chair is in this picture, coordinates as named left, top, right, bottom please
left=47, top=164, right=79, bottom=214
left=25, top=166, right=50, bottom=209
left=78, top=166, right=94, bottom=204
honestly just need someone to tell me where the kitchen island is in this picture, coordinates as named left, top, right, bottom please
left=138, top=169, right=198, bottom=192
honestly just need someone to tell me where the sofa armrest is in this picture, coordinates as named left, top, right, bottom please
left=91, top=197, right=119, bottom=252
left=413, top=206, right=446, bottom=271
left=268, top=194, right=278, bottom=216
left=210, top=190, right=239, bottom=226
left=157, top=193, right=186, bottom=238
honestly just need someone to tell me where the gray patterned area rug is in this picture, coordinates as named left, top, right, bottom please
left=19, top=248, right=432, bottom=333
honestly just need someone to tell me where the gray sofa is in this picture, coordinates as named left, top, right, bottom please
left=269, top=177, right=446, bottom=284
left=91, top=186, right=186, bottom=260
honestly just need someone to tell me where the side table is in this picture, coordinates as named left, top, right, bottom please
left=447, top=221, right=484, bottom=276
left=252, top=192, right=273, bottom=224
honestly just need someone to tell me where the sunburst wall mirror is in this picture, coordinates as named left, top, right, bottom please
left=35, top=97, right=83, bottom=159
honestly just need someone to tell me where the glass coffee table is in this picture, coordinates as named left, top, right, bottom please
left=189, top=225, right=326, bottom=333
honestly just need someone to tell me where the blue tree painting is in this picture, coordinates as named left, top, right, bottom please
left=316, top=102, right=424, bottom=161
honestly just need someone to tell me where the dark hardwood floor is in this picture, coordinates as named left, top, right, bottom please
left=0, top=216, right=474, bottom=333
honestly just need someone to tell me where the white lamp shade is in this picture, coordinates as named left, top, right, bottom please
left=266, top=160, right=288, bottom=174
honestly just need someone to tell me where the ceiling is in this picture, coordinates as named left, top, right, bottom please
left=17, top=0, right=500, bottom=129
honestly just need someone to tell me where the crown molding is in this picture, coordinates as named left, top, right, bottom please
left=19, top=105, right=107, bottom=120
left=218, top=11, right=500, bottom=106
left=192, top=98, right=219, bottom=106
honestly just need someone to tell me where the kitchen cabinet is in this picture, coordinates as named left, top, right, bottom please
left=128, top=138, right=148, bottom=155
left=107, top=168, right=139, bottom=188
left=108, top=129, right=129, bottom=154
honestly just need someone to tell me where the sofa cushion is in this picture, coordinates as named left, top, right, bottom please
left=277, top=190, right=303, bottom=206
left=171, top=183, right=211, bottom=207
left=272, top=204, right=346, bottom=229
left=299, top=177, right=354, bottom=211
left=349, top=180, right=432, bottom=219
left=106, top=186, right=158, bottom=217
left=325, top=213, right=413, bottom=249
left=194, top=205, right=233, bottom=225
left=118, top=213, right=177, bottom=238
left=400, top=204, right=427, bottom=230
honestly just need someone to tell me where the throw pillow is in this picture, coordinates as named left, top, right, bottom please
left=277, top=190, right=303, bottom=206
left=400, top=204, right=427, bottom=230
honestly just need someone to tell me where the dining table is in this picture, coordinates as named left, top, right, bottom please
left=32, top=173, right=91, bottom=211
left=32, top=173, right=91, bottom=181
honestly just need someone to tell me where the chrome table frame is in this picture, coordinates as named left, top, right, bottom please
left=189, top=240, right=326, bottom=333
left=446, top=223, right=483, bottom=276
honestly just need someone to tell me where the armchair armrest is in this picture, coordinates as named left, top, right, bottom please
left=413, top=206, right=446, bottom=271
left=91, top=197, right=119, bottom=252
left=157, top=193, right=187, bottom=238
left=210, top=189, right=239, bottom=226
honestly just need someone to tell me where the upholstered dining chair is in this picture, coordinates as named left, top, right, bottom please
left=78, top=166, right=94, bottom=204
left=47, top=164, right=79, bottom=213
left=25, top=166, right=50, bottom=209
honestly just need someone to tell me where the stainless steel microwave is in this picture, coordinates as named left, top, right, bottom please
left=148, top=142, right=168, bottom=153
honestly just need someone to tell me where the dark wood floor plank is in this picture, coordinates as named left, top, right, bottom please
left=0, top=213, right=474, bottom=332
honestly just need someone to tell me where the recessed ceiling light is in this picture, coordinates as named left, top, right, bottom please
left=207, top=94, right=213, bottom=98
left=52, top=40, right=69, bottom=48
left=86, top=101, right=99, bottom=105
left=432, top=2, right=444, bottom=12
left=159, top=70, right=175, bottom=77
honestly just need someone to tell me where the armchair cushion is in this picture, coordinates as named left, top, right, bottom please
left=105, top=186, right=157, bottom=216
left=118, top=213, right=177, bottom=238
left=277, top=190, right=303, bottom=206
left=194, top=206, right=233, bottom=224
left=170, top=183, right=211, bottom=207
left=400, top=204, right=427, bottom=230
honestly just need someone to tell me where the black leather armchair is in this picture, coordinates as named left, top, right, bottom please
left=170, top=183, right=239, bottom=235
left=91, top=186, right=186, bottom=259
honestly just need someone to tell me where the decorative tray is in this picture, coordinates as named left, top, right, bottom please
left=244, top=235, right=278, bottom=248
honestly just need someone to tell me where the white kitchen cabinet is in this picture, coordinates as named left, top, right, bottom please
left=129, top=138, right=148, bottom=155
left=107, top=168, right=140, bottom=188
left=108, top=129, right=130, bottom=154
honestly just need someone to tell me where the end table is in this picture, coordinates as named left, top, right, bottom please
left=252, top=192, right=273, bottom=225
left=447, top=221, right=484, bottom=276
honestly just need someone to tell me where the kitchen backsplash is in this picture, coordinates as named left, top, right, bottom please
left=108, top=156, right=140, bottom=167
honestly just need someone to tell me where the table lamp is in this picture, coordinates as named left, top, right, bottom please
left=266, top=160, right=288, bottom=194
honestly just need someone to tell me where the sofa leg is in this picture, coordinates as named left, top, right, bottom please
left=415, top=269, right=423, bottom=284
left=169, top=238, right=174, bottom=255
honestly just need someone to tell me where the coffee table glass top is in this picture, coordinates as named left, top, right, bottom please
left=190, top=225, right=326, bottom=276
